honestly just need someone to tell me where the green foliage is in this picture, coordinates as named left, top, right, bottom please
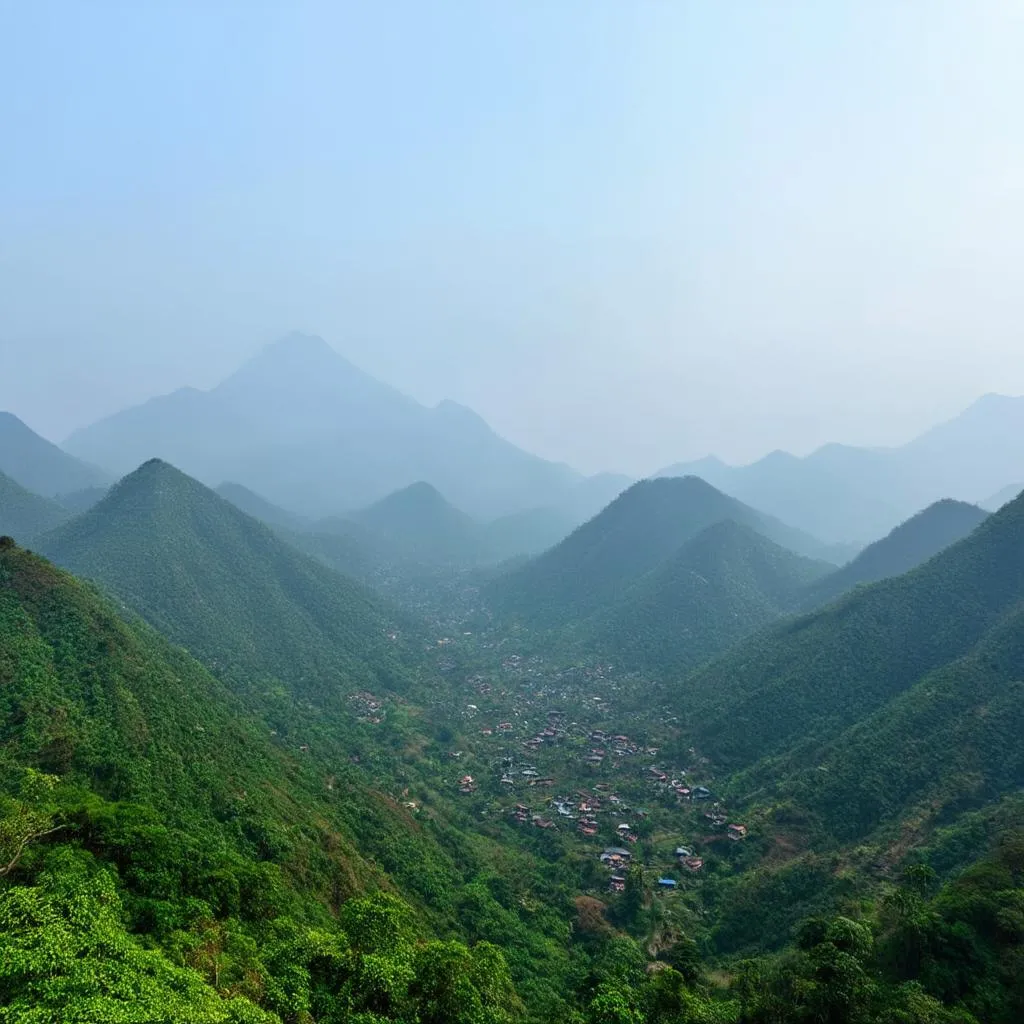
left=487, top=477, right=835, bottom=629
left=678, top=488, right=1024, bottom=769
left=801, top=500, right=989, bottom=610
left=589, top=520, right=830, bottom=676
left=38, top=459, right=416, bottom=708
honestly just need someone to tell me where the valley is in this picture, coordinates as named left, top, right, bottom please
left=2, top=338, right=1024, bottom=1023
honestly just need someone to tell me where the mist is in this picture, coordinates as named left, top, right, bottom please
left=3, top=1, right=1024, bottom=475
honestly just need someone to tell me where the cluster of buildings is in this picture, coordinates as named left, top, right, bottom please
left=346, top=691, right=385, bottom=725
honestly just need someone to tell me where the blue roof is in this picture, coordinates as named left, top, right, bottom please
left=657, top=878, right=677, bottom=886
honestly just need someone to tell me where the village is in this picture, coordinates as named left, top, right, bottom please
left=428, top=636, right=753, bottom=899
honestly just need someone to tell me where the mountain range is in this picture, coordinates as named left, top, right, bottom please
left=62, top=332, right=628, bottom=523
left=485, top=475, right=845, bottom=628
left=38, top=459, right=415, bottom=707
left=659, top=393, right=1024, bottom=544
left=676, top=486, right=1024, bottom=777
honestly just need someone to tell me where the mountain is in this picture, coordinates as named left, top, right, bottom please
left=37, top=459, right=414, bottom=706
left=63, top=332, right=583, bottom=520
left=0, top=538, right=534, bottom=1022
left=676, top=487, right=1024, bottom=771
left=0, top=469, right=70, bottom=542
left=485, top=476, right=838, bottom=627
left=981, top=481, right=1022, bottom=511
left=0, top=411, right=108, bottom=497
left=659, top=393, right=1024, bottom=544
left=779, top=601, right=1024, bottom=844
left=800, top=499, right=989, bottom=609
left=590, top=519, right=832, bottom=675
left=346, top=481, right=480, bottom=565
left=215, top=480, right=309, bottom=531
left=659, top=446, right=906, bottom=547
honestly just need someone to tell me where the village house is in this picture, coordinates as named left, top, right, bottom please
left=727, top=824, right=748, bottom=841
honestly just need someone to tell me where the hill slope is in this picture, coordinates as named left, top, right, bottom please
left=38, top=459, right=413, bottom=705
left=487, top=476, right=837, bottom=626
left=346, top=480, right=480, bottom=565
left=0, top=411, right=108, bottom=497
left=0, top=470, right=70, bottom=543
left=0, top=538, right=538, bottom=1021
left=677, top=488, right=1024, bottom=770
left=63, top=332, right=581, bottom=520
left=215, top=480, right=309, bottom=531
left=591, top=519, right=832, bottom=674
left=801, top=499, right=989, bottom=608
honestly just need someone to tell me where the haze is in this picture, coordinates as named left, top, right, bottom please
left=3, top=1, right=1024, bottom=475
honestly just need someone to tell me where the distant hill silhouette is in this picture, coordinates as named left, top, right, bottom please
left=590, top=519, right=831, bottom=675
left=0, top=469, right=70, bottom=543
left=981, top=481, right=1022, bottom=511
left=486, top=476, right=838, bottom=627
left=800, top=499, right=989, bottom=609
left=63, top=332, right=587, bottom=520
left=659, top=393, right=1024, bottom=544
left=215, top=480, right=309, bottom=531
left=39, top=459, right=413, bottom=706
left=346, top=481, right=479, bottom=564
left=0, top=411, right=108, bottom=497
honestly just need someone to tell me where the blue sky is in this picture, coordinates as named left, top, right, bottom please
left=2, top=1, right=1023, bottom=473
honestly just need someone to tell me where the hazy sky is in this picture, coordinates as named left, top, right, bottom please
left=2, top=1, right=1024, bottom=475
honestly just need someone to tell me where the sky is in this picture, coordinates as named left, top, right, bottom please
left=2, top=1, right=1024, bottom=476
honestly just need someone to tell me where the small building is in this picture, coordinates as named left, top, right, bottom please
left=682, top=856, right=704, bottom=872
left=657, top=878, right=677, bottom=888
left=727, top=824, right=748, bottom=841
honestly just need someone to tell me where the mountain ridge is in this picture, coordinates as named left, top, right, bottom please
left=62, top=333, right=585, bottom=520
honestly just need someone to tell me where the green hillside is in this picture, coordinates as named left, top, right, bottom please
left=38, top=459, right=415, bottom=706
left=346, top=481, right=481, bottom=565
left=677, top=489, right=1024, bottom=771
left=0, top=469, right=70, bottom=543
left=0, top=538, right=543, bottom=1022
left=782, top=601, right=1024, bottom=842
left=487, top=476, right=836, bottom=627
left=801, top=498, right=989, bottom=609
left=591, top=520, right=831, bottom=674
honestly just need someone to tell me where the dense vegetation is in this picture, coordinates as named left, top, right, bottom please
left=486, top=477, right=838, bottom=628
left=588, top=520, right=830, bottom=675
left=674, top=489, right=1024, bottom=769
left=38, top=459, right=417, bottom=707
left=800, top=499, right=988, bottom=610
left=5, top=431, right=1024, bottom=1022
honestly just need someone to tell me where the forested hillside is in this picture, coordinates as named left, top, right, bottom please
left=589, top=520, right=831, bottom=675
left=801, top=499, right=988, bottom=609
left=677, top=490, right=1024, bottom=770
left=0, top=539, right=552, bottom=1021
left=487, top=477, right=838, bottom=628
left=38, top=459, right=416, bottom=706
